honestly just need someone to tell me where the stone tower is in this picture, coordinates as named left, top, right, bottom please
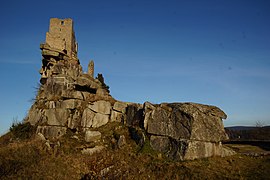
left=45, top=18, right=78, bottom=58
left=88, top=60, right=94, bottom=78
left=40, top=18, right=81, bottom=83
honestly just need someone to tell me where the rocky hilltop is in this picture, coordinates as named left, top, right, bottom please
left=25, top=18, right=234, bottom=160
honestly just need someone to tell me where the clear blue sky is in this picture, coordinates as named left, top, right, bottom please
left=0, top=0, right=270, bottom=135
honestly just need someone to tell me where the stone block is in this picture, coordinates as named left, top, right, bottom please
left=26, top=105, right=43, bottom=125
left=61, top=91, right=84, bottom=100
left=150, top=135, right=171, bottom=153
left=184, top=141, right=221, bottom=160
left=36, top=126, right=67, bottom=139
left=68, top=110, right=81, bottom=129
left=96, top=88, right=108, bottom=96
left=45, top=109, right=69, bottom=126
left=92, top=113, right=109, bottom=128
left=85, top=130, right=101, bottom=142
left=111, top=110, right=123, bottom=122
left=146, top=103, right=228, bottom=142
left=81, top=108, right=95, bottom=128
left=75, top=76, right=99, bottom=89
left=113, top=101, right=128, bottom=113
left=42, top=49, right=59, bottom=57
left=61, top=99, right=80, bottom=109
left=88, top=100, right=111, bottom=115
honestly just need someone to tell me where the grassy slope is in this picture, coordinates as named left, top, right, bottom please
left=1, top=124, right=270, bottom=179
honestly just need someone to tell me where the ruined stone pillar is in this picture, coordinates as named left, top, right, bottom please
left=88, top=60, right=94, bottom=78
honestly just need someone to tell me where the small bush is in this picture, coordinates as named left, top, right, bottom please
left=96, top=73, right=110, bottom=93
left=9, top=121, right=36, bottom=140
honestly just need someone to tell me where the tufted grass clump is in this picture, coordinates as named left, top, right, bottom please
left=9, top=121, right=36, bottom=140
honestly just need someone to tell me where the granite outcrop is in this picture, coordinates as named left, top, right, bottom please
left=25, top=18, right=234, bottom=160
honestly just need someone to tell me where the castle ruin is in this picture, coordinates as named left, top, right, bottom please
left=46, top=18, right=78, bottom=58
left=25, top=18, right=234, bottom=161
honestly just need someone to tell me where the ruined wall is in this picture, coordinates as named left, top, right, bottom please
left=25, top=18, right=234, bottom=161
left=45, top=18, right=77, bottom=58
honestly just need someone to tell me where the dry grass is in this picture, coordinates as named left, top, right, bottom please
left=1, top=123, right=270, bottom=179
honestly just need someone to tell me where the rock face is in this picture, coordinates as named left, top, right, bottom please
left=25, top=18, right=234, bottom=161
left=26, top=18, right=115, bottom=138
left=140, top=102, right=230, bottom=160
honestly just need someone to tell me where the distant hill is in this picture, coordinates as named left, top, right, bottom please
left=225, top=126, right=256, bottom=131
left=225, top=126, right=270, bottom=141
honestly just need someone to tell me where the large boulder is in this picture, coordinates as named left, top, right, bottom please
left=139, top=102, right=232, bottom=160
left=146, top=102, right=228, bottom=143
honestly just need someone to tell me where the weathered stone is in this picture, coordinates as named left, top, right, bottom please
left=48, top=101, right=56, bottom=108
left=111, top=110, right=123, bottom=122
left=45, top=109, right=69, bottom=126
left=117, top=135, right=126, bottom=148
left=68, top=110, right=81, bottom=129
left=150, top=135, right=171, bottom=153
left=160, top=103, right=173, bottom=112
left=61, top=90, right=84, bottom=100
left=88, top=100, right=111, bottom=115
left=92, top=113, right=109, bottom=128
left=85, top=130, right=101, bottom=142
left=96, top=88, right=108, bottom=96
left=113, top=101, right=128, bottom=113
left=42, top=49, right=59, bottom=57
left=26, top=105, right=43, bottom=125
left=81, top=108, right=95, bottom=128
left=125, top=104, right=144, bottom=127
left=75, top=76, right=99, bottom=89
left=147, top=107, right=182, bottom=138
left=61, top=99, right=77, bottom=109
left=146, top=102, right=228, bottom=142
left=143, top=102, right=156, bottom=129
left=36, top=126, right=67, bottom=139
left=144, top=101, right=156, bottom=111
left=81, top=146, right=105, bottom=155
left=88, top=60, right=94, bottom=78
left=184, top=141, right=224, bottom=160
left=37, top=132, right=47, bottom=141
left=73, top=91, right=84, bottom=100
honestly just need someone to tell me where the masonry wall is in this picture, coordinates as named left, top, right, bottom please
left=45, top=18, right=77, bottom=57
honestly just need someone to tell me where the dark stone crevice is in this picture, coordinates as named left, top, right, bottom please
left=74, top=85, right=96, bottom=94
